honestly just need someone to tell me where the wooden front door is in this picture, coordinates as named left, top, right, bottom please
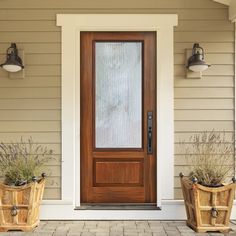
left=80, top=32, right=156, bottom=204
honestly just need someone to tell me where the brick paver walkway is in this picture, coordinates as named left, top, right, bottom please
left=1, top=221, right=236, bottom=236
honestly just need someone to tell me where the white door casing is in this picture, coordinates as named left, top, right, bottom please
left=57, top=14, right=178, bottom=208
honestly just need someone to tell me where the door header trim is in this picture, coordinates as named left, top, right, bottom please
left=57, top=14, right=178, bottom=28
left=57, top=14, right=178, bottom=208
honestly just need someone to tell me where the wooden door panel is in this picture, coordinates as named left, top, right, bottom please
left=81, top=32, right=156, bottom=204
left=94, top=159, right=144, bottom=186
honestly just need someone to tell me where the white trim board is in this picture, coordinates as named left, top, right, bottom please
left=213, top=0, right=230, bottom=6
left=40, top=200, right=236, bottom=220
left=57, top=14, right=177, bottom=218
left=213, top=0, right=236, bottom=22
left=229, top=1, right=236, bottom=22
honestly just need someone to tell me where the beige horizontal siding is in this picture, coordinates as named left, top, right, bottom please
left=175, top=54, right=234, bottom=65
left=0, top=21, right=60, bottom=32
left=44, top=188, right=61, bottom=199
left=25, top=66, right=60, bottom=76
left=175, top=99, right=234, bottom=109
left=26, top=54, right=61, bottom=65
left=175, top=42, right=234, bottom=53
left=0, top=9, right=229, bottom=21
left=0, top=110, right=60, bottom=121
left=0, top=32, right=61, bottom=43
left=0, top=20, right=234, bottom=32
left=44, top=165, right=60, bottom=176
left=175, top=132, right=235, bottom=142
left=175, top=110, right=234, bottom=121
left=174, top=154, right=235, bottom=165
left=0, top=77, right=60, bottom=88
left=0, top=88, right=60, bottom=98
left=175, top=76, right=234, bottom=87
left=0, top=121, right=60, bottom=132
left=0, top=43, right=61, bottom=54
left=175, top=121, right=234, bottom=132
left=175, top=88, right=234, bottom=98
left=0, top=99, right=61, bottom=109
left=46, top=177, right=61, bottom=188
left=0, top=0, right=233, bottom=200
left=47, top=156, right=61, bottom=165
left=175, top=32, right=234, bottom=43
left=0, top=0, right=225, bottom=9
left=176, top=20, right=234, bottom=32
left=0, top=133, right=61, bottom=143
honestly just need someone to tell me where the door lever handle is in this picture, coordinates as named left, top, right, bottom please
left=147, top=112, right=153, bottom=154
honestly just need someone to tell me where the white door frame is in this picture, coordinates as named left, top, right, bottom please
left=57, top=14, right=178, bottom=210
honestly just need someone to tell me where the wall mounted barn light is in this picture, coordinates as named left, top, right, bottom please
left=0, top=43, right=24, bottom=78
left=186, top=43, right=210, bottom=79
left=0, top=43, right=24, bottom=72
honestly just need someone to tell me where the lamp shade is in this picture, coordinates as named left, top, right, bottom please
left=187, top=43, right=210, bottom=72
left=0, top=43, right=24, bottom=72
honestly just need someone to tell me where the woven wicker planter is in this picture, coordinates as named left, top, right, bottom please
left=180, top=174, right=236, bottom=233
left=0, top=178, right=45, bottom=232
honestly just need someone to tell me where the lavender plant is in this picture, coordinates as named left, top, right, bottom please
left=0, top=137, right=53, bottom=186
left=181, top=131, right=234, bottom=186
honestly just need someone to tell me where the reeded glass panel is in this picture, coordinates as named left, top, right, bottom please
left=95, top=42, right=142, bottom=148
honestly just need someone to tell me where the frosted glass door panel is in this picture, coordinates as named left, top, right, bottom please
left=95, top=42, right=142, bottom=148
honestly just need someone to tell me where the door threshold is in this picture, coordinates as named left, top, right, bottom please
left=75, top=204, right=161, bottom=210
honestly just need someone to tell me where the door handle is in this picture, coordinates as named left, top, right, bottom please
left=147, top=111, right=153, bottom=154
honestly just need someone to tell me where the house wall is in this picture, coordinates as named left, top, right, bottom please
left=0, top=0, right=234, bottom=200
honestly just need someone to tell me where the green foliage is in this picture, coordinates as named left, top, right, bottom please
left=181, top=131, right=234, bottom=186
left=0, top=137, right=53, bottom=186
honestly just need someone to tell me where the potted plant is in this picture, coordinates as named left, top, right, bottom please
left=179, top=131, right=236, bottom=233
left=0, top=137, right=53, bottom=232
